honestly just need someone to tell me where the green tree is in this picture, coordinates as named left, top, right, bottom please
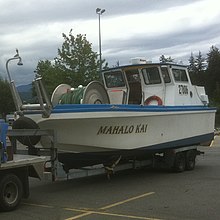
left=188, top=51, right=206, bottom=86
left=188, top=52, right=197, bottom=84
left=206, top=46, right=220, bottom=103
left=54, top=29, right=107, bottom=87
left=159, top=55, right=174, bottom=63
left=35, top=60, right=68, bottom=97
left=0, top=78, right=15, bottom=118
left=36, top=29, right=108, bottom=95
left=195, top=51, right=206, bottom=72
left=188, top=52, right=197, bottom=73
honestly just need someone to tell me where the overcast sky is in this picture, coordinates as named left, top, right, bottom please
left=0, top=0, right=220, bottom=85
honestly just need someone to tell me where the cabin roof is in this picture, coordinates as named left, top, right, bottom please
left=103, top=62, right=188, bottom=72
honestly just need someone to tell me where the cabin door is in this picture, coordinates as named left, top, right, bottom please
left=125, top=69, right=142, bottom=104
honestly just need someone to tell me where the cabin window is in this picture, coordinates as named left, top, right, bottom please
left=142, top=67, right=161, bottom=85
left=104, top=71, right=126, bottom=88
left=172, top=69, right=188, bottom=82
left=161, top=67, right=171, bottom=83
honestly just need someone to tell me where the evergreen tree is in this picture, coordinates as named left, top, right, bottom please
left=188, top=52, right=197, bottom=85
left=206, top=46, right=220, bottom=103
left=188, top=52, right=197, bottom=73
left=188, top=51, right=206, bottom=86
left=159, top=55, right=174, bottom=63
left=195, top=51, right=206, bottom=72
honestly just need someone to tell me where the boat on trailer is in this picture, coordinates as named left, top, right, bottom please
left=8, top=56, right=216, bottom=170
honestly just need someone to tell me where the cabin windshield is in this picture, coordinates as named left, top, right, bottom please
left=172, top=68, right=188, bottom=82
left=104, top=71, right=126, bottom=88
left=142, top=67, right=161, bottom=85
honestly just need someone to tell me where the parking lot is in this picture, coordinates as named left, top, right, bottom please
left=1, top=137, right=220, bottom=220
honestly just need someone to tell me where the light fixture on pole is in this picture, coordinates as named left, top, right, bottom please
left=6, top=49, right=23, bottom=82
left=96, top=7, right=105, bottom=76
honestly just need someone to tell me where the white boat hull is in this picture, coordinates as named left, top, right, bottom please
left=26, top=105, right=215, bottom=153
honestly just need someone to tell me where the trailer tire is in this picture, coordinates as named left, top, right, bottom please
left=173, top=152, right=186, bottom=172
left=185, top=150, right=196, bottom=171
left=0, top=174, right=23, bottom=212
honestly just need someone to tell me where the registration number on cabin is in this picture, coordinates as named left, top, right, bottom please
left=178, top=85, right=188, bottom=95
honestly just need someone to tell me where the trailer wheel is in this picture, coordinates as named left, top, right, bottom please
left=0, top=174, right=23, bottom=212
left=173, top=152, right=186, bottom=172
left=185, top=150, right=196, bottom=171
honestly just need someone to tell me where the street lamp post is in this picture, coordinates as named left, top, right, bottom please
left=5, top=49, right=23, bottom=112
left=96, top=8, right=105, bottom=76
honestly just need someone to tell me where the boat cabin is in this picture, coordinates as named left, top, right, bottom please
left=102, top=59, right=209, bottom=106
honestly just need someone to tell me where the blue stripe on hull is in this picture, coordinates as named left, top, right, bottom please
left=58, top=132, right=214, bottom=169
left=140, top=132, right=214, bottom=152
left=52, top=104, right=216, bottom=114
